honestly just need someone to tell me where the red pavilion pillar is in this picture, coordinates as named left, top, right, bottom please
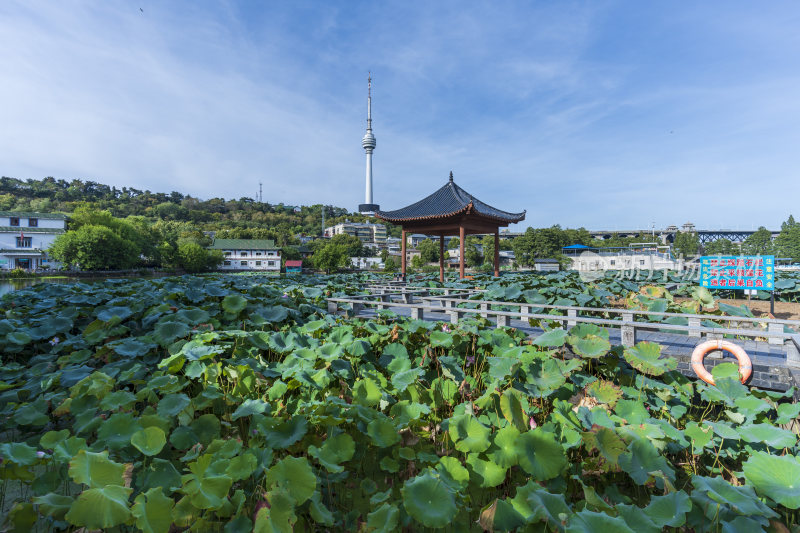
left=459, top=225, right=466, bottom=279
left=494, top=229, right=500, bottom=277
left=401, top=230, right=407, bottom=281
left=439, top=234, right=445, bottom=283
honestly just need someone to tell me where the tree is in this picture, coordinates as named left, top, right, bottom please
left=178, top=241, right=222, bottom=272
left=703, top=238, right=738, bottom=255
left=465, top=243, right=482, bottom=267
left=775, top=216, right=800, bottom=261
left=672, top=231, right=699, bottom=258
left=742, top=227, right=774, bottom=256
left=312, top=243, right=349, bottom=273
left=411, top=255, right=425, bottom=269
left=330, top=234, right=364, bottom=257
left=50, top=225, right=139, bottom=270
left=383, top=256, right=398, bottom=272
left=481, top=235, right=495, bottom=266
left=417, top=239, right=439, bottom=263
left=448, top=237, right=460, bottom=250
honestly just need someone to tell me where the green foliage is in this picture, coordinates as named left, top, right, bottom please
left=312, top=242, right=350, bottom=273
left=417, top=238, right=439, bottom=263
left=50, top=223, right=140, bottom=270
left=2, top=272, right=800, bottom=531
left=177, top=241, right=222, bottom=273
left=672, top=230, right=699, bottom=258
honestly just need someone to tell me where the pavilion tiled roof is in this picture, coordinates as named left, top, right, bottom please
left=376, top=173, right=525, bottom=224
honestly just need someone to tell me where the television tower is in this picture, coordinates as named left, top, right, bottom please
left=358, top=73, right=379, bottom=214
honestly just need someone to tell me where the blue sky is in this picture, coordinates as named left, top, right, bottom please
left=1, top=1, right=799, bottom=231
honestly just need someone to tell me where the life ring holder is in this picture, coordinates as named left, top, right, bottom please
left=690, top=340, right=752, bottom=386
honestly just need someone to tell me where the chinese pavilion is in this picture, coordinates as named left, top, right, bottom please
left=375, top=172, right=526, bottom=281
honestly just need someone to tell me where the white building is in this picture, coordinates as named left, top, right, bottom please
left=351, top=256, right=384, bottom=270
left=0, top=212, right=66, bottom=270
left=324, top=222, right=387, bottom=245
left=209, top=239, right=281, bottom=271
left=564, top=243, right=683, bottom=272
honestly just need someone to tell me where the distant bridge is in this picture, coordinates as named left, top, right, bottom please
left=499, top=228, right=780, bottom=244
left=587, top=229, right=780, bottom=244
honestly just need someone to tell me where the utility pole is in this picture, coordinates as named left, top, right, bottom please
left=259, top=182, right=263, bottom=203
left=321, top=206, right=325, bottom=237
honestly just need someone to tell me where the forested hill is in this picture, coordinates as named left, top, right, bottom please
left=0, top=176, right=384, bottom=238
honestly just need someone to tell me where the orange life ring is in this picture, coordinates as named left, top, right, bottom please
left=690, top=340, right=752, bottom=386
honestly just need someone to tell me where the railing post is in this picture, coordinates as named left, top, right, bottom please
left=496, top=314, right=509, bottom=328
left=480, top=303, right=489, bottom=318
left=688, top=317, right=701, bottom=338
left=788, top=335, right=800, bottom=368
left=621, top=312, right=635, bottom=347
left=567, top=309, right=577, bottom=329
left=352, top=303, right=364, bottom=316
left=768, top=323, right=784, bottom=346
left=449, top=310, right=461, bottom=324
left=411, top=306, right=424, bottom=320
left=327, top=301, right=338, bottom=314
left=520, top=306, right=530, bottom=320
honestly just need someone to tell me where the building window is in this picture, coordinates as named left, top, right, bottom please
left=10, top=217, right=19, bottom=226
left=28, top=218, right=38, bottom=227
left=610, top=260, right=615, bottom=266
left=240, top=261, right=247, bottom=266
left=224, top=251, right=231, bottom=257
left=256, top=252, right=262, bottom=256
left=223, top=261, right=231, bottom=266
left=255, top=261, right=261, bottom=266
left=640, top=260, right=645, bottom=265
left=268, top=261, right=275, bottom=267
left=16, top=236, right=32, bottom=248
left=241, top=252, right=248, bottom=257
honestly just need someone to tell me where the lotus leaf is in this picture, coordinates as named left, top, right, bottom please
left=153, top=321, right=190, bottom=346
left=131, top=426, right=167, bottom=456
left=0, top=442, right=38, bottom=466
left=618, top=438, right=674, bottom=486
left=32, top=492, right=73, bottom=520
left=516, top=429, right=567, bottom=480
left=743, top=452, right=800, bottom=508
left=366, top=503, right=400, bottom=533
left=132, top=487, right=174, bottom=533
left=265, top=456, right=316, bottom=505
left=437, top=455, right=470, bottom=490
left=569, top=334, right=611, bottom=358
left=585, top=380, right=623, bottom=407
left=623, top=342, right=677, bottom=376
left=221, top=294, right=248, bottom=314
left=65, top=485, right=133, bottom=529
left=449, top=413, right=492, bottom=453
left=402, top=470, right=458, bottom=528
left=263, top=415, right=308, bottom=449
left=567, top=509, right=635, bottom=533
left=308, top=433, right=355, bottom=473
left=367, top=416, right=400, bottom=448
left=183, top=454, right=234, bottom=509
left=532, top=328, right=568, bottom=347
left=466, top=454, right=507, bottom=488
left=69, top=449, right=126, bottom=488
left=488, top=425, right=520, bottom=468
left=231, top=398, right=269, bottom=420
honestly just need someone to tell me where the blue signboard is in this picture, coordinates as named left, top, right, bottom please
left=699, top=255, right=774, bottom=291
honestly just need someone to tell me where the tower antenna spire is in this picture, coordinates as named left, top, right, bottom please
left=359, top=72, right=379, bottom=214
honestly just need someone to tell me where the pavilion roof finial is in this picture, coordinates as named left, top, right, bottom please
left=449, top=171, right=454, bottom=183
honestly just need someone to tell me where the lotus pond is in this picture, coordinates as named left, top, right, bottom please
left=2, top=273, right=800, bottom=532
